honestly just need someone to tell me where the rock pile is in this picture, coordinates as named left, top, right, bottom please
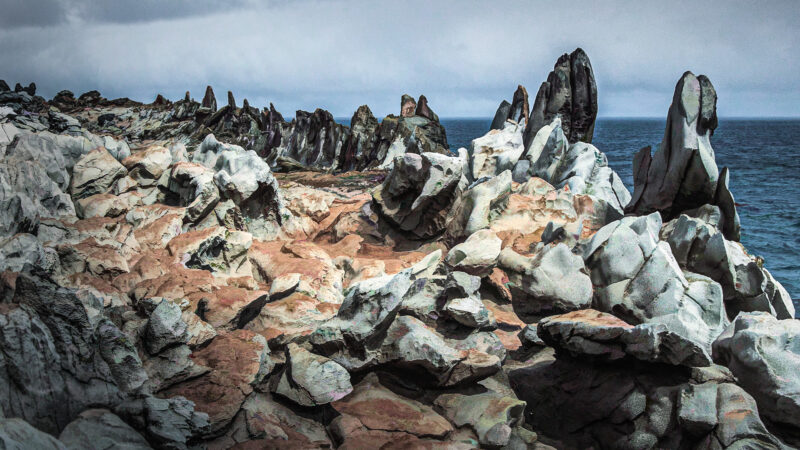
left=0, top=49, right=798, bottom=450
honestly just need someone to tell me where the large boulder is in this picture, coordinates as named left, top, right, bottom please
left=70, top=148, right=128, bottom=200
left=445, top=170, right=512, bottom=240
left=499, top=243, right=592, bottom=316
left=539, top=309, right=712, bottom=367
left=580, top=213, right=727, bottom=358
left=445, top=229, right=502, bottom=277
left=58, top=409, right=150, bottom=450
left=713, top=312, right=800, bottom=436
left=524, top=48, right=597, bottom=146
left=372, top=152, right=466, bottom=239
left=510, top=357, right=785, bottom=449
left=662, top=212, right=795, bottom=319
left=468, top=120, right=525, bottom=180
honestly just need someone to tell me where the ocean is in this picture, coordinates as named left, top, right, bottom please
left=342, top=117, right=800, bottom=314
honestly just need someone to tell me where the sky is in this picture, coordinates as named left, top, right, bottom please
left=1, top=0, right=798, bottom=119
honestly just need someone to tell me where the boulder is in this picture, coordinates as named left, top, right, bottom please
left=122, top=145, right=172, bottom=188
left=538, top=309, right=712, bottom=367
left=498, top=243, right=592, bottom=316
left=446, top=170, right=512, bottom=240
left=372, top=152, right=465, bottom=239
left=510, top=357, right=784, bottom=449
left=434, top=391, right=526, bottom=448
left=70, top=147, right=128, bottom=200
left=524, top=48, right=597, bottom=146
left=580, top=213, right=726, bottom=357
left=444, top=229, right=501, bottom=276
left=58, top=409, right=150, bottom=450
left=167, top=162, right=220, bottom=224
left=468, top=121, right=525, bottom=181
left=662, top=212, right=795, bottom=319
left=144, top=300, right=189, bottom=355
left=274, top=344, right=353, bottom=407
left=0, top=418, right=65, bottom=449
left=0, top=233, right=59, bottom=274
left=713, top=312, right=800, bottom=434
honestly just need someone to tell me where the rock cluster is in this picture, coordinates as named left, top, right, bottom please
left=1, top=50, right=798, bottom=450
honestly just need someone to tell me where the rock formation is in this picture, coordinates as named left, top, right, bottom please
left=524, top=48, right=598, bottom=146
left=0, top=55, right=797, bottom=449
left=626, top=71, right=741, bottom=241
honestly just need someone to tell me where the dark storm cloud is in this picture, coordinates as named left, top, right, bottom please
left=0, top=0, right=798, bottom=118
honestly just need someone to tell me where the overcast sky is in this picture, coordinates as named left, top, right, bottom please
left=1, top=0, right=798, bottom=118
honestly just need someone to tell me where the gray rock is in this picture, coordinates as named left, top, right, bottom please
left=274, top=344, right=353, bottom=407
left=167, top=162, right=220, bottom=224
left=445, top=229, right=501, bottom=277
left=373, top=152, right=465, bottom=239
left=713, top=312, right=800, bottom=432
left=515, top=117, right=630, bottom=217
left=115, top=395, right=210, bottom=450
left=58, top=409, right=150, bottom=450
left=435, top=391, right=526, bottom=448
left=524, top=48, right=597, bottom=146
left=538, top=309, right=712, bottom=367
left=0, top=271, right=127, bottom=434
left=143, top=345, right=210, bottom=393
left=144, top=300, right=189, bottom=355
left=662, top=213, right=795, bottom=319
left=0, top=233, right=59, bottom=273
left=509, top=357, right=784, bottom=449
left=626, top=72, right=736, bottom=229
left=490, top=100, right=512, bottom=130
left=581, top=213, right=727, bottom=357
left=0, top=418, right=65, bottom=449
left=70, top=147, right=128, bottom=200
left=499, top=243, right=592, bottom=316
left=446, top=170, right=512, bottom=240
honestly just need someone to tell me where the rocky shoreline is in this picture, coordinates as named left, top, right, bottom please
left=0, top=49, right=797, bottom=449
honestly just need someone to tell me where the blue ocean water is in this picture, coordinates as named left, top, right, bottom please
left=440, top=117, right=800, bottom=314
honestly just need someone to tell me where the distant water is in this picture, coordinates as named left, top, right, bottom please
left=339, top=117, right=800, bottom=313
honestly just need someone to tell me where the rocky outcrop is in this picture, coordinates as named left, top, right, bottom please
left=524, top=48, right=598, bottom=146
left=626, top=72, right=741, bottom=241
left=713, top=312, right=800, bottom=439
left=372, top=151, right=466, bottom=239
left=662, top=211, right=795, bottom=319
left=513, top=117, right=631, bottom=217
left=579, top=213, right=727, bottom=358
left=490, top=85, right=529, bottom=130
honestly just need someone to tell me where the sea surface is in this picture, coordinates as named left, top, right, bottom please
left=342, top=117, right=800, bottom=314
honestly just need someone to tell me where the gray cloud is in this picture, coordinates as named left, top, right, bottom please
left=0, top=0, right=798, bottom=118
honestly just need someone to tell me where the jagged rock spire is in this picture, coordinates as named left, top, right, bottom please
left=202, top=85, right=217, bottom=111
left=227, top=91, right=236, bottom=109
left=400, top=94, right=416, bottom=117
left=524, top=48, right=597, bottom=146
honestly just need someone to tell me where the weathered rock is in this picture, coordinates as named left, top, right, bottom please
left=400, top=94, right=416, bottom=117
left=144, top=300, right=189, bottom=355
left=626, top=72, right=737, bottom=233
left=713, top=312, right=800, bottom=435
left=58, top=409, right=150, bottom=450
left=524, top=48, right=597, bottom=146
left=167, top=162, right=220, bottom=224
left=122, top=145, right=172, bottom=188
left=490, top=100, right=512, bottom=130
left=0, top=233, right=59, bottom=273
left=332, top=373, right=453, bottom=439
left=373, top=152, right=465, bottom=239
left=142, top=345, right=210, bottom=393
left=580, top=213, right=726, bottom=357
left=435, top=391, right=526, bottom=448
left=0, top=417, right=65, bottom=449
left=509, top=357, right=784, bottom=449
left=444, top=229, right=501, bottom=276
left=446, top=170, right=512, bottom=240
left=499, top=243, right=592, bottom=316
left=70, top=147, right=128, bottom=200
left=274, top=344, right=353, bottom=407
left=662, top=212, right=794, bottom=319
left=469, top=121, right=525, bottom=181
left=515, top=117, right=630, bottom=217
left=538, top=309, right=712, bottom=367
left=201, top=85, right=217, bottom=112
